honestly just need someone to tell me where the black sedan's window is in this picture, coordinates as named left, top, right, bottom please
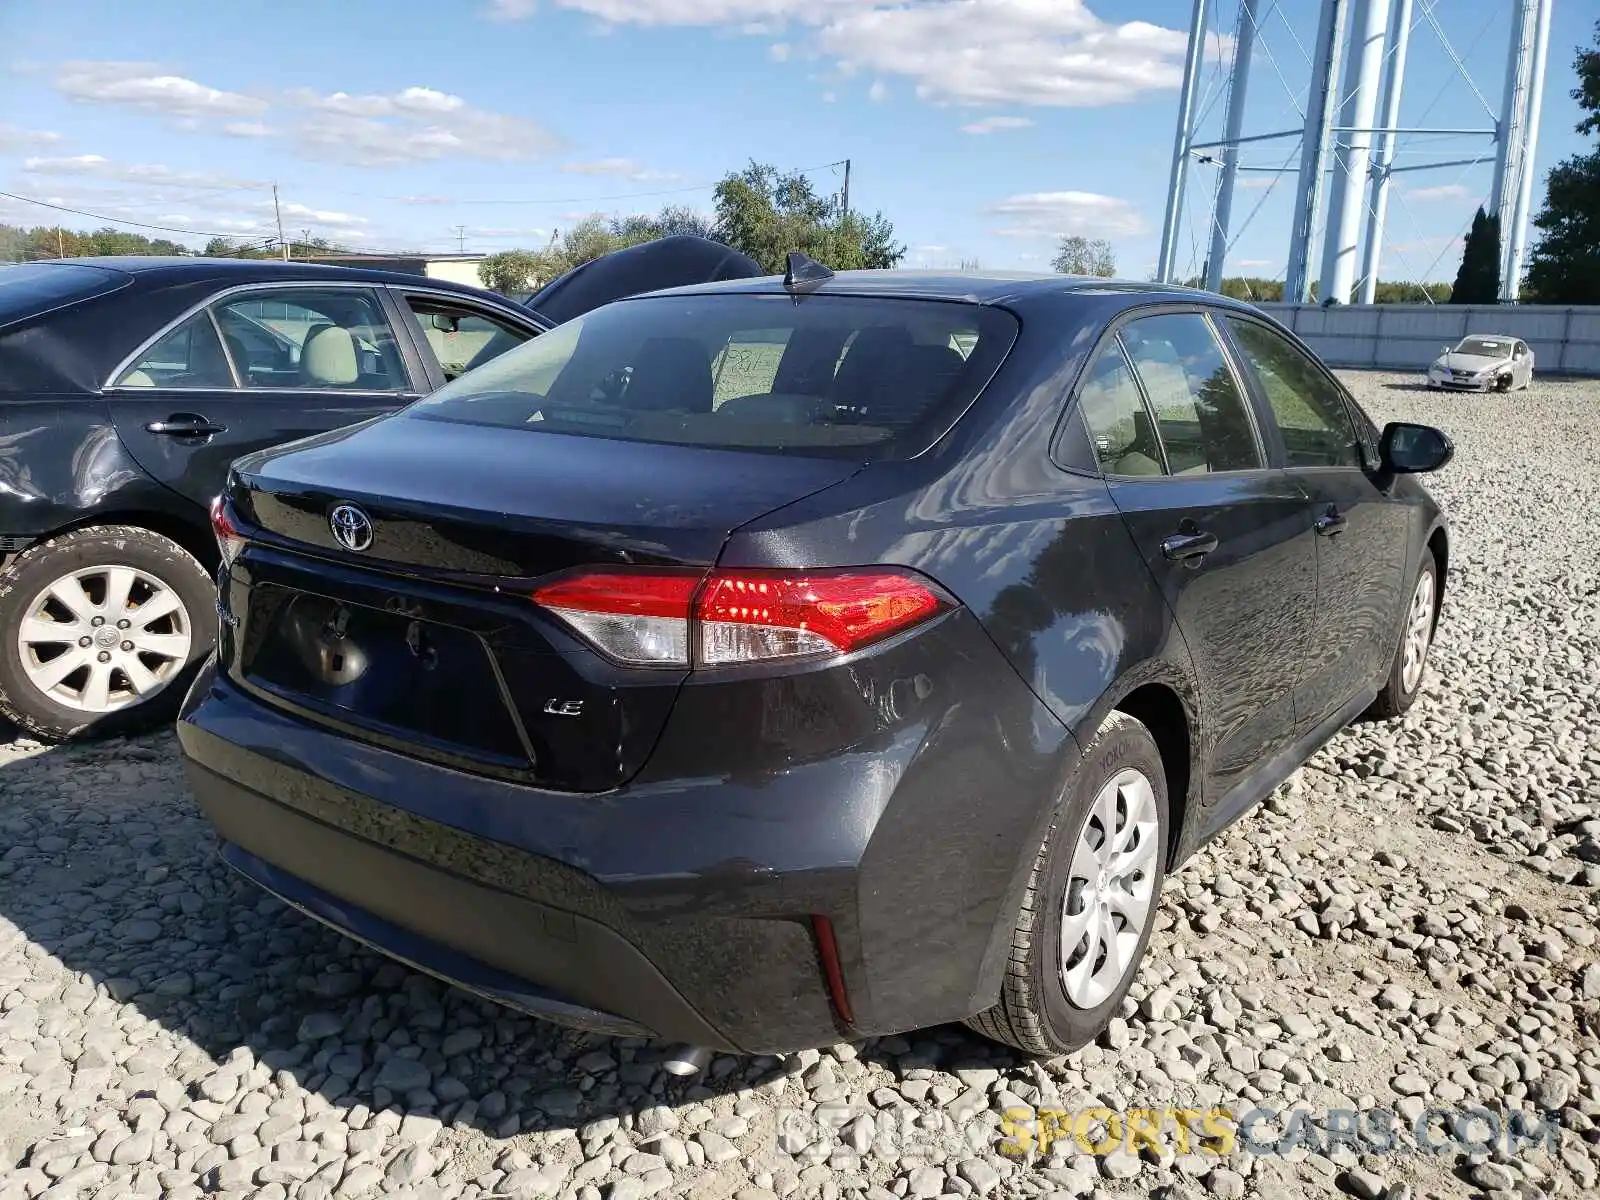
left=1118, top=314, right=1262, bottom=474
left=114, top=313, right=236, bottom=389
left=1225, top=318, right=1361, bottom=469
left=213, top=290, right=407, bottom=392
left=403, top=294, right=1018, bottom=459
left=1077, top=346, right=1165, bottom=476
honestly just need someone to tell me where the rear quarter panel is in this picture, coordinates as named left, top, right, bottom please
left=719, top=291, right=1206, bottom=1008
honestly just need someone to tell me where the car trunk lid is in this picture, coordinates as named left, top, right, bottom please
left=220, top=415, right=858, bottom=790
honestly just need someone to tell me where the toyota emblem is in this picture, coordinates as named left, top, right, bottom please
left=329, top=504, right=374, bottom=552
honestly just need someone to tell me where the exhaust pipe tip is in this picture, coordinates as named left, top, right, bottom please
left=659, top=1044, right=713, bottom=1077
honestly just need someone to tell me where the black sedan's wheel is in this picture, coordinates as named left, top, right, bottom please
left=0, top=526, right=215, bottom=741
left=965, top=711, right=1170, bottom=1055
left=1367, top=556, right=1439, bottom=720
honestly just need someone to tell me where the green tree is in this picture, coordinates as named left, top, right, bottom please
left=711, top=160, right=904, bottom=272
left=1051, top=235, right=1116, bottom=276
left=1448, top=206, right=1501, bottom=304
left=1525, top=21, right=1600, bottom=303
left=1, top=224, right=190, bottom=260
left=478, top=250, right=544, bottom=294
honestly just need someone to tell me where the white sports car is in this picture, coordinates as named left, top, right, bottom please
left=1426, top=334, right=1534, bottom=392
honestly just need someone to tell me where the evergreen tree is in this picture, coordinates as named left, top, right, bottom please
left=1448, top=206, right=1501, bottom=304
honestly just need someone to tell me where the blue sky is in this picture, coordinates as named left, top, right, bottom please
left=0, top=1, right=1591, bottom=283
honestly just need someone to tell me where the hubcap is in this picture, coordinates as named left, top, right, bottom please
left=1060, top=767, right=1160, bottom=1009
left=16, top=565, right=192, bottom=714
left=1400, top=571, right=1435, bottom=694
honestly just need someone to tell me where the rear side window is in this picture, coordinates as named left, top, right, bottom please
left=1225, top=318, right=1361, bottom=469
left=404, top=294, right=1018, bottom=458
left=1118, top=313, right=1262, bottom=474
left=1077, top=346, right=1165, bottom=476
left=214, top=289, right=407, bottom=391
left=115, top=313, right=236, bottom=389
left=0, top=263, right=129, bottom=331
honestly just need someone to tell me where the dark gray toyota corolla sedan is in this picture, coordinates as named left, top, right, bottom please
left=179, top=262, right=1453, bottom=1057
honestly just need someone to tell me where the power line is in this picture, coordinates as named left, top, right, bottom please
left=291, top=159, right=852, bottom=208
left=0, top=190, right=264, bottom=240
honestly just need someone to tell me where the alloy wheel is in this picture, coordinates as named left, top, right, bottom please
left=1400, top=569, right=1435, bottom=694
left=16, top=564, right=193, bottom=714
left=1059, top=767, right=1160, bottom=1008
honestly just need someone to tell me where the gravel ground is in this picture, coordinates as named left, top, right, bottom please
left=1, top=369, right=1597, bottom=1200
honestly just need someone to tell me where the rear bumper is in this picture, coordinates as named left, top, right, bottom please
left=178, top=608, right=1078, bottom=1053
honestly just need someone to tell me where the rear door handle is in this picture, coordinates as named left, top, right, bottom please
left=1161, top=529, right=1219, bottom=563
left=145, top=413, right=227, bottom=438
left=1314, top=509, right=1348, bottom=536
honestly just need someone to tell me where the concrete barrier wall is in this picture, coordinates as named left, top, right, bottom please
left=1252, top=303, right=1600, bottom=376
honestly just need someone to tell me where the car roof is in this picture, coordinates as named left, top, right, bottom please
left=1460, top=333, right=1517, bottom=340
left=55, top=256, right=499, bottom=295
left=627, top=268, right=1257, bottom=310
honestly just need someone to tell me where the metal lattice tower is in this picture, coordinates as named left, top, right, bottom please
left=1156, top=0, right=1556, bottom=303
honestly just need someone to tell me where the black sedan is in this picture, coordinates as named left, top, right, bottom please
left=0, top=240, right=760, bottom=740
left=179, top=261, right=1453, bottom=1057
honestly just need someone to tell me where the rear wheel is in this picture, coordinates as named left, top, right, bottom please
left=965, top=711, right=1170, bottom=1055
left=0, top=526, right=215, bottom=741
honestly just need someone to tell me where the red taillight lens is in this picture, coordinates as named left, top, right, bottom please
left=531, top=567, right=950, bottom=668
left=210, top=495, right=246, bottom=565
left=532, top=570, right=699, bottom=667
left=696, top=570, right=946, bottom=664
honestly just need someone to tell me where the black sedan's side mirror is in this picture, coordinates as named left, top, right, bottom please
left=1380, top=421, right=1454, bottom=474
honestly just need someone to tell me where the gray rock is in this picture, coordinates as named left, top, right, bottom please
left=386, top=1146, right=436, bottom=1187
left=1342, top=1167, right=1387, bottom=1200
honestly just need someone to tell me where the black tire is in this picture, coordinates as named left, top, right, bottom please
left=965, top=711, right=1170, bottom=1056
left=1367, top=555, right=1439, bottom=720
left=0, top=526, right=215, bottom=742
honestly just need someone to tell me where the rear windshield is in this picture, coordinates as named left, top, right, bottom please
left=0, top=262, right=130, bottom=330
left=404, top=293, right=1018, bottom=458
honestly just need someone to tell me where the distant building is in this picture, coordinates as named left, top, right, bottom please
left=299, top=253, right=487, bottom=288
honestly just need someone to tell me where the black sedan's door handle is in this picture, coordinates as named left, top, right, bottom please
left=145, top=413, right=227, bottom=438
left=1314, top=508, right=1349, bottom=537
left=1161, top=528, right=1219, bottom=563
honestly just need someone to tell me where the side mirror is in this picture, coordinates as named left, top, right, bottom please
left=1380, top=422, right=1454, bottom=474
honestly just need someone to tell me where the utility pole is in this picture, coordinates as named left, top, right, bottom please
left=1286, top=0, right=1350, bottom=302
left=1157, top=0, right=1211, bottom=282
left=273, top=183, right=288, bottom=260
left=56, top=227, right=64, bottom=258
left=454, top=225, right=467, bottom=253
left=1205, top=0, right=1261, bottom=293
left=841, top=159, right=851, bottom=218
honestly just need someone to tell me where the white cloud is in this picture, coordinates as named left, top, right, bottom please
left=768, top=42, right=791, bottom=61
left=867, top=79, right=889, bottom=102
left=960, top=115, right=1034, bottom=134
left=482, top=0, right=539, bottom=17
left=495, top=1, right=1204, bottom=109
left=223, top=121, right=275, bottom=138
left=21, top=154, right=263, bottom=189
left=0, top=124, right=61, bottom=151
left=821, top=90, right=837, bottom=103
left=987, top=190, right=1146, bottom=238
left=559, top=158, right=680, bottom=182
left=55, top=61, right=266, bottom=120
left=290, top=86, right=561, bottom=167
left=1404, top=183, right=1471, bottom=202
left=818, top=2, right=1201, bottom=108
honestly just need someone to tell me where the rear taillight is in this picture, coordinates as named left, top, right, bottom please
left=210, top=495, right=247, bottom=566
left=531, top=567, right=951, bottom=668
